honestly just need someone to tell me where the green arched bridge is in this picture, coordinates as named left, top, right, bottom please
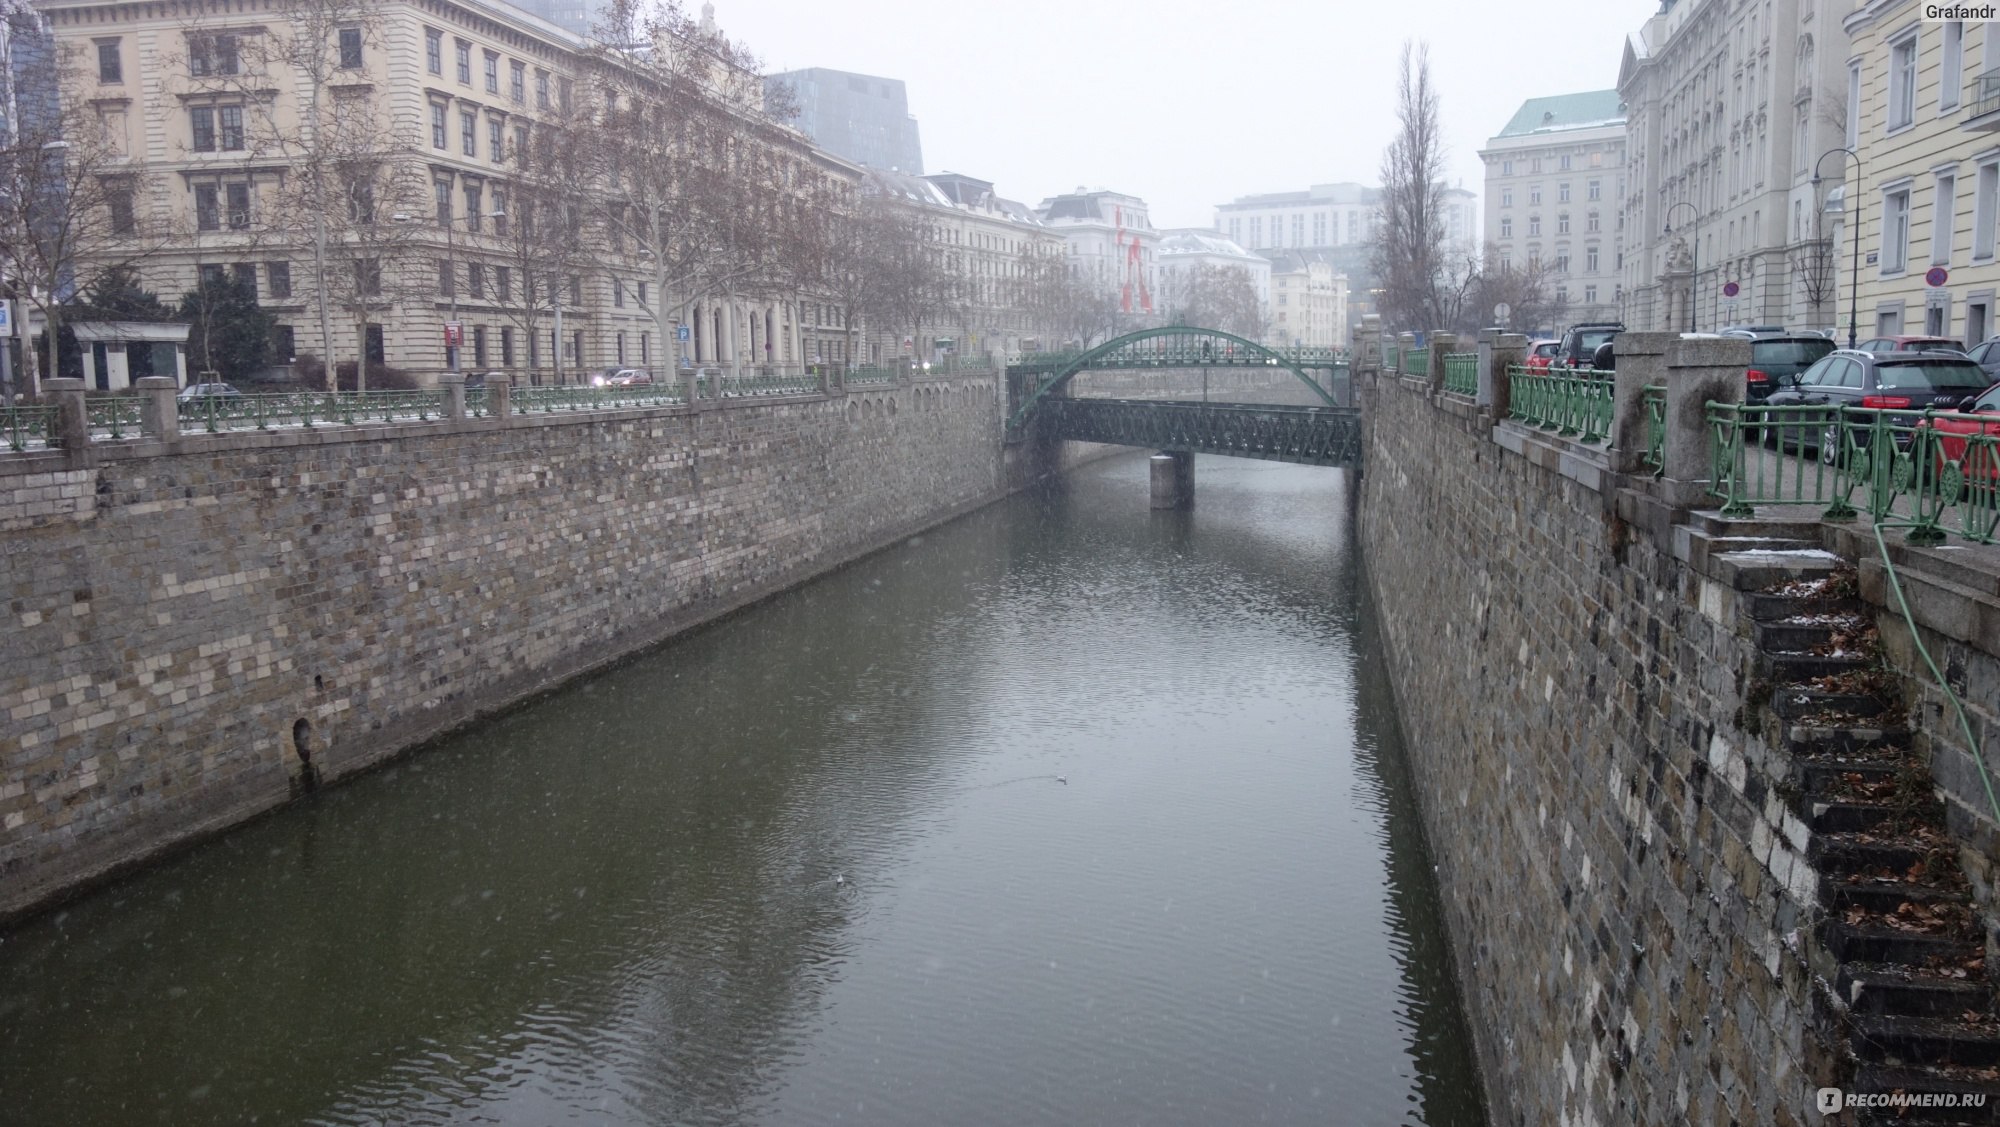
left=1004, top=327, right=1362, bottom=468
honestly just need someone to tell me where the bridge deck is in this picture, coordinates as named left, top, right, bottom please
left=1037, top=398, right=1362, bottom=468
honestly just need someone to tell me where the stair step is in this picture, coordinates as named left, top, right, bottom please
left=1768, top=652, right=1879, bottom=682
left=1823, top=920, right=1981, bottom=966
left=1853, top=1064, right=2000, bottom=1125
left=1757, top=618, right=1864, bottom=652
left=1690, top=511, right=1829, bottom=539
left=1815, top=833, right=1935, bottom=875
left=1743, top=591, right=1871, bottom=621
left=1827, top=876, right=1972, bottom=916
left=1814, top=800, right=1902, bottom=835
left=1799, top=759, right=1909, bottom=797
left=1775, top=687, right=1890, bottom=724
left=1789, top=725, right=1913, bottom=758
left=1841, top=962, right=1993, bottom=1018
left=1854, top=1014, right=2000, bottom=1068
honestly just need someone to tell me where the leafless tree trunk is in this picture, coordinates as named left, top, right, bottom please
left=1372, top=40, right=1449, bottom=333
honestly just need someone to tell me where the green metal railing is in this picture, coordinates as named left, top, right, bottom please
left=1, top=403, right=57, bottom=452
left=1441, top=352, right=1477, bottom=396
left=845, top=367, right=899, bottom=387
left=1706, top=402, right=2000, bottom=543
left=176, top=390, right=449, bottom=433
left=87, top=396, right=144, bottom=440
left=1403, top=348, right=1428, bottom=377
left=719, top=371, right=817, bottom=398
left=1507, top=366, right=1614, bottom=442
left=1641, top=386, right=1666, bottom=474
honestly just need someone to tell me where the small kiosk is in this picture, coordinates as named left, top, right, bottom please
left=72, top=321, right=191, bottom=391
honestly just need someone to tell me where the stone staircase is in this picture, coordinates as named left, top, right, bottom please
left=1735, top=553, right=2000, bottom=1124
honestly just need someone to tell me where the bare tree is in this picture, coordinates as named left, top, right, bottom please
left=1160, top=263, right=1266, bottom=339
left=0, top=21, right=170, bottom=389
left=1467, top=244, right=1565, bottom=337
left=1372, top=40, right=1449, bottom=333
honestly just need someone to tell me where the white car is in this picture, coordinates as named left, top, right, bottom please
left=177, top=381, right=241, bottom=401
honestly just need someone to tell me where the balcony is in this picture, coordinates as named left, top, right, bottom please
left=1965, top=70, right=2000, bottom=130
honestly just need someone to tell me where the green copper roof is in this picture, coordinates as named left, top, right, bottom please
left=1495, top=91, right=1627, bottom=138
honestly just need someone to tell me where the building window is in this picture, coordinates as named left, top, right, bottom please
left=438, top=258, right=455, bottom=296
left=473, top=324, right=489, bottom=367
left=638, top=281, right=648, bottom=304
left=1529, top=185, right=1542, bottom=205
left=489, top=119, right=504, bottom=162
left=1847, top=60, right=1862, bottom=149
left=97, top=39, right=122, bottom=82
left=1584, top=284, right=1598, bottom=304
left=194, top=184, right=219, bottom=231
left=1500, top=217, right=1512, bottom=238
left=198, top=264, right=227, bottom=289
left=1586, top=211, right=1600, bottom=233
left=536, top=70, right=550, bottom=110
left=337, top=27, right=362, bottom=69
left=559, top=78, right=572, bottom=111
left=511, top=60, right=526, bottom=103
left=613, top=278, right=624, bottom=307
left=431, top=103, right=447, bottom=149
left=1291, top=214, right=1304, bottom=244
left=435, top=180, right=451, bottom=225
left=1889, top=31, right=1918, bottom=131
left=272, top=324, right=296, bottom=360
left=1501, top=187, right=1512, bottom=207
left=1586, top=247, right=1599, bottom=272
left=492, top=189, right=508, bottom=233
left=513, top=125, right=529, bottom=165
left=1936, top=172, right=1957, bottom=265
left=1501, top=159, right=1513, bottom=176
left=189, top=34, right=240, bottom=77
left=484, top=50, right=500, bottom=94
left=1883, top=185, right=1912, bottom=273
left=1559, top=154, right=1572, bottom=171
left=462, top=111, right=477, bottom=157
left=267, top=261, right=292, bottom=298
left=1555, top=253, right=1570, bottom=273
left=426, top=28, right=442, bottom=75
left=1975, top=159, right=2000, bottom=261
left=1943, top=22, right=1965, bottom=113
left=468, top=262, right=485, bottom=299
left=465, top=183, right=484, bottom=231
left=1587, top=179, right=1601, bottom=201
left=1557, top=213, right=1570, bottom=235
left=496, top=266, right=511, bottom=302
left=455, top=40, right=471, bottom=84
left=501, top=326, right=515, bottom=365
left=355, top=259, right=381, bottom=296
left=190, top=105, right=244, bottom=153
left=226, top=182, right=251, bottom=229
left=1313, top=213, right=1326, bottom=244
left=616, top=331, right=626, bottom=364
left=1558, top=183, right=1571, bottom=203
left=232, top=262, right=256, bottom=290
left=569, top=275, right=581, bottom=305
left=1528, top=215, right=1541, bottom=236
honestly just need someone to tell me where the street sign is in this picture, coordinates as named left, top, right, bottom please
left=1926, top=266, right=1951, bottom=287
left=902, top=335, right=914, bottom=352
left=443, top=322, right=463, bottom=347
left=0, top=300, right=14, bottom=338
left=1722, top=281, right=1741, bottom=298
left=676, top=324, right=691, bottom=342
left=1492, top=302, right=1512, bottom=323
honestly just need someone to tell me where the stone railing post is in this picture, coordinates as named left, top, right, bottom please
left=1611, top=332, right=1674, bottom=474
left=1355, top=315, right=1382, bottom=381
left=486, top=374, right=512, bottom=421
left=1474, top=329, right=1497, bottom=405
left=1487, top=333, right=1526, bottom=418
left=135, top=377, right=179, bottom=441
left=438, top=373, right=466, bottom=421
left=1662, top=336, right=1749, bottom=508
left=1397, top=332, right=1418, bottom=378
left=1427, top=331, right=1457, bottom=396
left=680, top=367, right=702, bottom=409
left=43, top=378, right=88, bottom=453
left=813, top=365, right=829, bottom=396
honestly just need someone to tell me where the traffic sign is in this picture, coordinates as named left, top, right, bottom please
left=1926, top=266, right=1951, bottom=287
left=443, top=322, right=463, bottom=347
left=676, top=324, right=691, bottom=342
left=0, top=300, right=14, bottom=337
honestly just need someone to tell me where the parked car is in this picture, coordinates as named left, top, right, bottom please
left=591, top=368, right=650, bottom=386
left=1966, top=338, right=2000, bottom=380
left=1745, top=335, right=1836, bottom=404
left=1916, top=380, right=2000, bottom=486
left=1855, top=335, right=1966, bottom=355
left=1555, top=322, right=1623, bottom=369
left=1719, top=324, right=1789, bottom=340
left=1523, top=339, right=1561, bottom=370
left=177, top=381, right=241, bottom=401
left=1766, top=350, right=1993, bottom=460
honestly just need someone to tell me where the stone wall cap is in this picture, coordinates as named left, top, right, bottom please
left=1617, top=331, right=1678, bottom=357
left=133, top=377, right=178, bottom=389
left=1668, top=337, right=1752, bottom=365
left=42, top=379, right=85, bottom=391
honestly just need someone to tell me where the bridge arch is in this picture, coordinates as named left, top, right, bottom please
left=1006, top=326, right=1340, bottom=431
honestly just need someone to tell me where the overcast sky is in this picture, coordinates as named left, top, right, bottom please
left=717, top=0, right=1661, bottom=231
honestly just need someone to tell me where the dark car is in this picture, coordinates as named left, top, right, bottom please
left=1720, top=325, right=1788, bottom=340
left=1766, top=350, right=1993, bottom=460
left=1856, top=335, right=1966, bottom=355
left=1745, top=335, right=1835, bottom=404
left=1555, top=322, right=1623, bottom=370
left=1967, top=338, right=2000, bottom=380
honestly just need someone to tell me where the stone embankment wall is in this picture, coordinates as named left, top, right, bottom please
left=0, top=375, right=1088, bottom=920
left=1358, top=370, right=1827, bottom=1125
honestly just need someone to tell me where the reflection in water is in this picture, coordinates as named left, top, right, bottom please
left=0, top=454, right=1484, bottom=1126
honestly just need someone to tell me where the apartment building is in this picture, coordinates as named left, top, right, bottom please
left=36, top=0, right=843, bottom=382
left=1841, top=3, right=2000, bottom=347
left=1265, top=250, right=1347, bottom=351
left=766, top=67, right=924, bottom=175
left=1480, top=91, right=1628, bottom=327
left=1037, top=188, right=1161, bottom=321
left=1155, top=228, right=1270, bottom=342
left=1618, top=0, right=1850, bottom=333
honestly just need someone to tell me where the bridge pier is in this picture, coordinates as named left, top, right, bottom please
left=1150, top=451, right=1194, bottom=509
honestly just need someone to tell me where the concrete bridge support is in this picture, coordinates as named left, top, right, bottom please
left=1150, top=450, right=1193, bottom=509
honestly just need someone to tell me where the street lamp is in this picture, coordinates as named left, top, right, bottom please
left=1663, top=200, right=1700, bottom=334
left=394, top=207, right=505, bottom=373
left=1813, top=147, right=1861, bottom=351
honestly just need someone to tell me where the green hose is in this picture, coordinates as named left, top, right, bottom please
left=1870, top=519, right=2000, bottom=829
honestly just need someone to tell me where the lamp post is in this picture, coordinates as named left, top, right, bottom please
left=1813, top=147, right=1861, bottom=351
left=1664, top=200, right=1700, bottom=334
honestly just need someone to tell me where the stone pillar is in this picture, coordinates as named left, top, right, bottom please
left=724, top=301, right=740, bottom=378
left=43, top=378, right=87, bottom=452
left=1474, top=329, right=1497, bottom=405
left=486, top=374, right=512, bottom=420
left=1355, top=314, right=1383, bottom=381
left=1611, top=331, right=1674, bottom=474
left=1486, top=333, right=1527, bottom=417
left=1427, top=331, right=1457, bottom=396
left=1150, top=451, right=1193, bottom=509
left=1397, top=332, right=1419, bottom=378
left=136, top=376, right=179, bottom=441
left=438, top=372, right=466, bottom=421
left=1662, top=336, right=1749, bottom=508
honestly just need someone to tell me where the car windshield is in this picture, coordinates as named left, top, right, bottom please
left=1875, top=361, right=1992, bottom=390
left=1976, top=387, right=2000, bottom=412
left=1752, top=340, right=1833, bottom=367
left=1578, top=330, right=1617, bottom=351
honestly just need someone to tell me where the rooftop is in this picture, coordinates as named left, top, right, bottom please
left=1493, top=91, right=1627, bottom=138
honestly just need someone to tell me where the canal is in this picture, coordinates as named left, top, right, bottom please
left=0, top=453, right=1485, bottom=1126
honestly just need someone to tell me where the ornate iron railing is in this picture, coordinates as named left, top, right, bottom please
left=1, top=403, right=57, bottom=452
left=1705, top=402, right=2000, bottom=543
left=1441, top=352, right=1477, bottom=397
left=1403, top=348, right=1429, bottom=377
left=718, top=371, right=817, bottom=398
left=1642, top=386, right=1666, bottom=474
left=87, top=396, right=144, bottom=440
left=1507, top=366, right=1614, bottom=442
left=1036, top=398, right=1363, bottom=467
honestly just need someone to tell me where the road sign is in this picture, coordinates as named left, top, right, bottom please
left=0, top=300, right=13, bottom=338
left=902, top=335, right=914, bottom=352
left=1926, top=266, right=1951, bottom=287
left=1491, top=302, right=1511, bottom=323
left=1722, top=281, right=1741, bottom=298
left=676, top=324, right=691, bottom=342
left=443, top=322, right=463, bottom=347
